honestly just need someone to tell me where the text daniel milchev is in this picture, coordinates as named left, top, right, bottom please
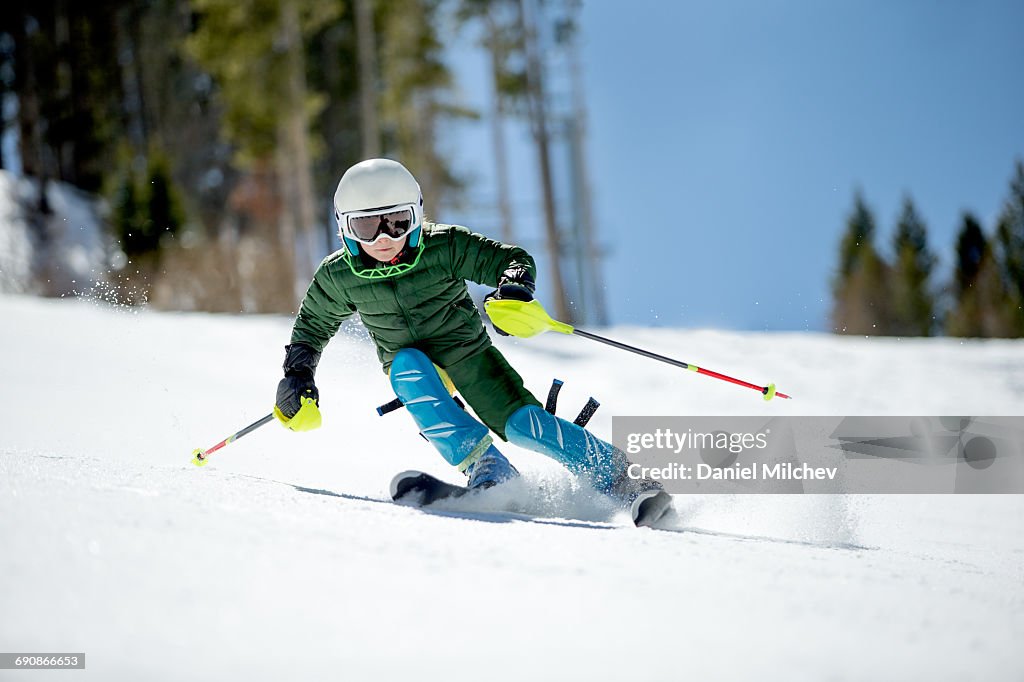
left=623, top=427, right=839, bottom=481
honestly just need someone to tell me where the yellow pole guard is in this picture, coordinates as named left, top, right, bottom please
left=483, top=299, right=575, bottom=338
left=274, top=396, right=323, bottom=432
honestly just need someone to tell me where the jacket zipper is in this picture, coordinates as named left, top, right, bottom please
left=389, top=277, right=417, bottom=341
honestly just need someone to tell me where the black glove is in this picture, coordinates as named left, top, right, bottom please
left=275, top=343, right=320, bottom=419
left=484, top=267, right=536, bottom=336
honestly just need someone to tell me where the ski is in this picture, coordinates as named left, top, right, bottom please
left=390, top=470, right=474, bottom=507
left=392, top=469, right=675, bottom=528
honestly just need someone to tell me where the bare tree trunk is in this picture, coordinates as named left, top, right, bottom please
left=114, top=6, right=148, bottom=153
left=485, top=13, right=514, bottom=244
left=53, top=0, right=75, bottom=185
left=518, top=0, right=572, bottom=323
left=11, top=7, right=53, bottom=296
left=565, top=8, right=607, bottom=325
left=355, top=0, right=380, bottom=159
left=15, top=9, right=45, bottom=184
left=414, top=97, right=439, bottom=214
left=319, top=23, right=344, bottom=252
left=278, top=0, right=319, bottom=296
left=229, top=162, right=295, bottom=313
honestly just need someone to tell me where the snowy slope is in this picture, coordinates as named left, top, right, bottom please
left=1, top=294, right=1022, bottom=681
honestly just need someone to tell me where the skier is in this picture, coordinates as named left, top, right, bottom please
left=273, top=158, right=672, bottom=525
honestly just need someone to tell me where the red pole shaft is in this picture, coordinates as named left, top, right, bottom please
left=196, top=413, right=275, bottom=461
left=204, top=438, right=232, bottom=456
left=571, top=328, right=791, bottom=399
left=695, top=366, right=791, bottom=399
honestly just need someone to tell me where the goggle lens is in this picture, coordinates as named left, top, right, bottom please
left=348, top=209, right=414, bottom=242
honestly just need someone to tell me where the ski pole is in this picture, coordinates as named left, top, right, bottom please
left=570, top=328, right=790, bottom=400
left=191, top=413, right=275, bottom=466
left=484, top=299, right=792, bottom=400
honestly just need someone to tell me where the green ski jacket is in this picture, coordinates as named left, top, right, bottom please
left=290, top=223, right=536, bottom=371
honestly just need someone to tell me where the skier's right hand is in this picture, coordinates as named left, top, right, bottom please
left=276, top=374, right=318, bottom=419
left=274, top=343, right=322, bottom=431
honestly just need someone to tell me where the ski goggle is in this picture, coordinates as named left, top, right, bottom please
left=340, top=204, right=419, bottom=245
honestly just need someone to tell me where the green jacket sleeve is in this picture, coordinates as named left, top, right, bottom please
left=290, top=259, right=356, bottom=353
left=446, top=225, right=536, bottom=287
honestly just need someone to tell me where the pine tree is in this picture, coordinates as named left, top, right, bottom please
left=113, top=153, right=184, bottom=258
left=946, top=212, right=1017, bottom=337
left=947, top=213, right=989, bottom=337
left=185, top=0, right=341, bottom=310
left=889, top=196, right=936, bottom=336
left=114, top=172, right=148, bottom=257
left=831, top=192, right=891, bottom=335
left=993, top=160, right=1024, bottom=336
left=3, top=1, right=124, bottom=191
left=144, top=153, right=185, bottom=248
left=128, top=0, right=234, bottom=239
left=953, top=213, right=986, bottom=296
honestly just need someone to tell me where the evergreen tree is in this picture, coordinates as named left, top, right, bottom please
left=947, top=213, right=988, bottom=337
left=114, top=171, right=148, bottom=256
left=144, top=153, right=185, bottom=248
left=114, top=153, right=184, bottom=258
left=306, top=12, right=362, bottom=217
left=2, top=1, right=124, bottom=192
left=185, top=0, right=341, bottom=309
left=953, top=213, right=986, bottom=296
left=127, top=0, right=234, bottom=239
left=889, top=196, right=936, bottom=336
left=946, top=212, right=1018, bottom=337
left=184, top=0, right=339, bottom=170
left=993, top=160, right=1024, bottom=335
left=831, top=192, right=891, bottom=335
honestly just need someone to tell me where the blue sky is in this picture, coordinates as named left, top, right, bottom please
left=444, top=0, right=1024, bottom=331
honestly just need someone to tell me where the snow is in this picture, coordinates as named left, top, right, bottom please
left=0, top=173, right=36, bottom=293
left=1, top=293, right=1022, bottom=681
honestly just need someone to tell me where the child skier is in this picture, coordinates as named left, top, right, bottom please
left=273, top=158, right=672, bottom=525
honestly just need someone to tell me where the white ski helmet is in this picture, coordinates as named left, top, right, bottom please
left=334, top=159, right=424, bottom=263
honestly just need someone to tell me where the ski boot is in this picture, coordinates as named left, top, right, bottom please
left=466, top=445, right=519, bottom=490
left=390, top=348, right=519, bottom=488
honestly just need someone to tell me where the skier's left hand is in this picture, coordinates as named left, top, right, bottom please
left=485, top=285, right=533, bottom=335
left=485, top=269, right=535, bottom=335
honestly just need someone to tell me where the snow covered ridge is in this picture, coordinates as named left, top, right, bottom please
left=0, top=170, right=109, bottom=297
left=1, top=297, right=1022, bottom=681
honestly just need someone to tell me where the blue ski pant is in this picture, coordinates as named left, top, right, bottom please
left=389, top=347, right=625, bottom=493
